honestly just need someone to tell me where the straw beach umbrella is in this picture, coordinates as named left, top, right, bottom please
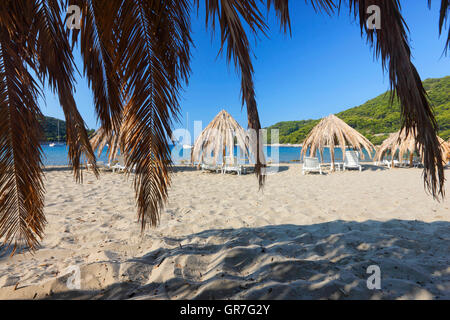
left=191, top=110, right=250, bottom=166
left=438, top=139, right=450, bottom=163
left=90, top=126, right=124, bottom=164
left=300, top=115, right=375, bottom=171
left=374, top=128, right=448, bottom=167
left=444, top=140, right=450, bottom=162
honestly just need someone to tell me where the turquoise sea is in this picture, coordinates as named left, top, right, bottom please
left=41, top=143, right=374, bottom=166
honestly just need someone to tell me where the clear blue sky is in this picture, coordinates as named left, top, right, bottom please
left=39, top=1, right=449, bottom=134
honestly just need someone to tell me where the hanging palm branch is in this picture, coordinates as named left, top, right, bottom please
left=0, top=0, right=97, bottom=253
left=428, top=0, right=450, bottom=53
left=346, top=0, right=447, bottom=198
left=0, top=0, right=448, bottom=252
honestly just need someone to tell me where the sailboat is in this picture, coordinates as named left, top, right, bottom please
left=182, top=112, right=193, bottom=149
left=49, top=119, right=60, bottom=147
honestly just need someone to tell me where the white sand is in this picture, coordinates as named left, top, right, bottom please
left=0, top=164, right=449, bottom=299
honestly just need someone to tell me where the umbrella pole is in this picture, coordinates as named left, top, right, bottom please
left=331, top=148, right=335, bottom=172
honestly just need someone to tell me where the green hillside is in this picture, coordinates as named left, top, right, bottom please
left=39, top=116, right=67, bottom=142
left=266, top=76, right=450, bottom=145
left=39, top=116, right=95, bottom=142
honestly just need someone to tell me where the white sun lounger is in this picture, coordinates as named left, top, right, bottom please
left=374, top=159, right=391, bottom=168
left=343, top=150, right=362, bottom=171
left=222, top=156, right=246, bottom=175
left=111, top=155, right=127, bottom=173
left=302, top=157, right=323, bottom=175
left=87, top=160, right=115, bottom=171
left=201, top=158, right=222, bottom=173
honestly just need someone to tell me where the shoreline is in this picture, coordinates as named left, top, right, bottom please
left=42, top=157, right=381, bottom=170
left=264, top=143, right=302, bottom=147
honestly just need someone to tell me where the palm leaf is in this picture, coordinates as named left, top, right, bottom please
left=428, top=0, right=449, bottom=53
left=32, top=0, right=98, bottom=182
left=0, top=2, right=46, bottom=252
left=68, top=0, right=124, bottom=134
left=198, top=0, right=270, bottom=187
left=0, top=0, right=98, bottom=251
left=338, top=0, right=445, bottom=198
left=114, top=0, right=192, bottom=228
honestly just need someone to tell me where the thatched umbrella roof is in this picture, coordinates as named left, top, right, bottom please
left=300, top=114, right=375, bottom=169
left=374, top=128, right=448, bottom=165
left=90, top=126, right=124, bottom=164
left=191, top=110, right=250, bottom=165
left=444, top=140, right=450, bottom=162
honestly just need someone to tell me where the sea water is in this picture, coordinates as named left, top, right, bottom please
left=41, top=144, right=374, bottom=166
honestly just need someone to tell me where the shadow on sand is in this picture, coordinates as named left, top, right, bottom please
left=30, top=219, right=450, bottom=300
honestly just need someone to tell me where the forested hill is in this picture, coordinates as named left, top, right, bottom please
left=39, top=116, right=95, bottom=142
left=266, top=76, right=450, bottom=145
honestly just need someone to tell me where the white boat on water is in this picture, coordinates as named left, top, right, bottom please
left=49, top=119, right=60, bottom=148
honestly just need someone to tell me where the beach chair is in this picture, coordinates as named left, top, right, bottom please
left=302, top=157, right=323, bottom=175
left=111, top=155, right=127, bottom=173
left=392, top=160, right=401, bottom=168
left=396, top=159, right=421, bottom=168
left=223, top=156, right=246, bottom=175
left=86, top=160, right=100, bottom=170
left=87, top=160, right=115, bottom=171
left=343, top=150, right=362, bottom=171
left=373, top=160, right=389, bottom=168
left=399, top=160, right=412, bottom=168
left=103, top=161, right=116, bottom=171
left=413, top=161, right=423, bottom=168
left=374, top=159, right=394, bottom=168
left=201, top=158, right=222, bottom=173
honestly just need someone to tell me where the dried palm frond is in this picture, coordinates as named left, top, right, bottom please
left=428, top=0, right=450, bottom=53
left=0, top=0, right=96, bottom=252
left=31, top=0, right=98, bottom=182
left=344, top=0, right=445, bottom=198
left=191, top=110, right=251, bottom=165
left=301, top=115, right=375, bottom=169
left=117, top=0, right=193, bottom=229
left=270, top=0, right=447, bottom=195
left=374, top=128, right=448, bottom=166
left=0, top=28, right=45, bottom=253
left=69, top=0, right=124, bottom=135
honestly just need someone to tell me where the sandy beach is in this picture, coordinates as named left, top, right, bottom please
left=0, top=164, right=449, bottom=300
